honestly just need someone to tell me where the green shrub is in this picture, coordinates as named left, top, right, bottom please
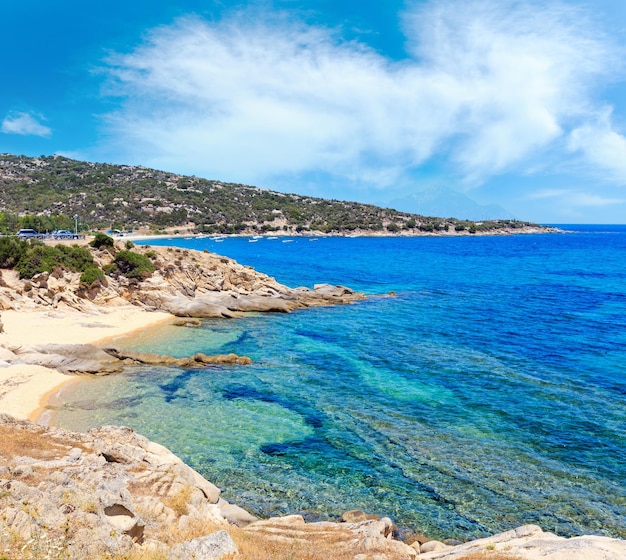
left=113, top=250, right=155, bottom=279
left=102, top=263, right=117, bottom=275
left=0, top=237, right=28, bottom=268
left=125, top=240, right=135, bottom=249
left=16, top=244, right=58, bottom=279
left=89, top=232, right=115, bottom=249
left=14, top=242, right=96, bottom=279
left=80, top=266, right=105, bottom=285
left=56, top=244, right=94, bottom=271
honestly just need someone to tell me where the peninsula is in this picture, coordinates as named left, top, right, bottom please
left=0, top=153, right=554, bottom=238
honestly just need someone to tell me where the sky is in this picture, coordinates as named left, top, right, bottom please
left=2, top=0, right=626, bottom=224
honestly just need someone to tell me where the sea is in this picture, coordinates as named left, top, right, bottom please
left=52, top=224, right=626, bottom=541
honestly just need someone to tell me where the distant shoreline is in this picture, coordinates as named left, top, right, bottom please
left=121, top=224, right=561, bottom=243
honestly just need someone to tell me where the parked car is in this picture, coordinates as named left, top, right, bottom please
left=16, top=228, right=41, bottom=238
left=52, top=230, right=78, bottom=239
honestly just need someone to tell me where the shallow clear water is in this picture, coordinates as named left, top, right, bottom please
left=54, top=226, right=626, bottom=540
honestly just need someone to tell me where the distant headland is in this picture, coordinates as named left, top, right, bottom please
left=0, top=153, right=556, bottom=238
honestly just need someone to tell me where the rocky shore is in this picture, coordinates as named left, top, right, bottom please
left=0, top=241, right=365, bottom=317
left=2, top=415, right=625, bottom=560
left=0, top=240, right=364, bottom=380
left=0, top=241, right=625, bottom=559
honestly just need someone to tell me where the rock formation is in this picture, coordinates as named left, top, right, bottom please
left=0, top=242, right=365, bottom=316
left=0, top=343, right=252, bottom=374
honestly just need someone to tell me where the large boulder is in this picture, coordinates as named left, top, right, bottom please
left=7, top=343, right=122, bottom=373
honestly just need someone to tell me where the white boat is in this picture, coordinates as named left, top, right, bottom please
left=282, top=239, right=294, bottom=243
left=249, top=239, right=259, bottom=243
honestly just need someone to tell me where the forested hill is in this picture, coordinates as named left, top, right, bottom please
left=0, top=154, right=541, bottom=235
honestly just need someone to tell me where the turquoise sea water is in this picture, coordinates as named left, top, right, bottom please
left=54, top=226, right=626, bottom=540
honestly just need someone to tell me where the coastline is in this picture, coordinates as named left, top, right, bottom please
left=0, top=306, right=174, bottom=423
left=1, top=236, right=626, bottom=558
left=122, top=224, right=560, bottom=243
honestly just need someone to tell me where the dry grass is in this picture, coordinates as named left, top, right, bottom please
left=454, top=553, right=524, bottom=560
left=0, top=425, right=65, bottom=460
left=228, top=525, right=359, bottom=560
left=162, top=484, right=193, bottom=517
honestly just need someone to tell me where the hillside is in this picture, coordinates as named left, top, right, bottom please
left=0, top=154, right=544, bottom=236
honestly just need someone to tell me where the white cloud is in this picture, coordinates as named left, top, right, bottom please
left=1, top=111, right=52, bottom=137
left=568, top=109, right=626, bottom=181
left=98, top=1, right=622, bottom=192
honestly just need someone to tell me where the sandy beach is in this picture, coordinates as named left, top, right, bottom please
left=0, top=306, right=173, bottom=422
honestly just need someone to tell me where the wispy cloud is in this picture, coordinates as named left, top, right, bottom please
left=97, top=0, right=625, bottom=192
left=1, top=111, right=52, bottom=137
left=527, top=188, right=625, bottom=207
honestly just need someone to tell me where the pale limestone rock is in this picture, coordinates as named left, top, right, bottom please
left=0, top=244, right=365, bottom=318
left=418, top=524, right=626, bottom=560
left=166, top=530, right=238, bottom=560
left=219, top=501, right=259, bottom=527
left=420, top=539, right=450, bottom=553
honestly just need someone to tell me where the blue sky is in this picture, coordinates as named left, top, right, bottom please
left=2, top=0, right=626, bottom=224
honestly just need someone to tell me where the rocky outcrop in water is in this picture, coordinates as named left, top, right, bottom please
left=0, top=343, right=252, bottom=374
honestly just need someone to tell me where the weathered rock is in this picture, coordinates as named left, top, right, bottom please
left=102, top=503, right=145, bottom=542
left=102, top=347, right=252, bottom=367
left=0, top=415, right=231, bottom=559
left=173, top=318, right=202, bottom=327
left=159, top=295, right=240, bottom=318
left=0, top=343, right=251, bottom=375
left=419, top=539, right=449, bottom=553
left=6, top=343, right=122, bottom=373
left=167, top=530, right=238, bottom=560
left=0, top=244, right=365, bottom=318
left=417, top=524, right=626, bottom=559
left=342, top=509, right=381, bottom=523
left=219, top=501, right=259, bottom=527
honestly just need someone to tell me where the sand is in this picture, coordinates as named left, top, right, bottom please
left=0, top=306, right=173, bottom=422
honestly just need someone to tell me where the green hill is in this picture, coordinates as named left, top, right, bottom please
left=0, top=154, right=541, bottom=235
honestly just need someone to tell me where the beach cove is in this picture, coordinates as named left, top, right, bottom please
left=0, top=306, right=174, bottom=421
left=3, top=228, right=619, bottom=560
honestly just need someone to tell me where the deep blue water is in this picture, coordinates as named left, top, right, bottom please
left=54, top=226, right=626, bottom=540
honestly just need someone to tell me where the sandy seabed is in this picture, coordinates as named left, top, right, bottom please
left=0, top=306, right=173, bottom=422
